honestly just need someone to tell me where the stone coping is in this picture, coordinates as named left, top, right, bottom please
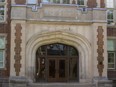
left=9, top=76, right=28, bottom=83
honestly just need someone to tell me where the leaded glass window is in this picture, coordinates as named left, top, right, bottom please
left=107, top=39, right=116, bottom=69
left=106, top=0, right=114, bottom=8
left=77, top=0, right=84, bottom=5
left=107, top=10, right=113, bottom=24
left=0, top=36, right=5, bottom=68
left=0, top=0, right=5, bottom=22
left=27, top=0, right=37, bottom=4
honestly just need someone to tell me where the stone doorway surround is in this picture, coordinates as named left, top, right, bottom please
left=26, top=31, right=92, bottom=83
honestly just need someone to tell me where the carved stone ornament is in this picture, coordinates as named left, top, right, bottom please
left=97, top=26, right=104, bottom=77
left=14, top=23, right=22, bottom=76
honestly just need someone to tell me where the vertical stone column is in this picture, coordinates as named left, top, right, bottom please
left=11, top=21, right=26, bottom=76
left=97, top=26, right=104, bottom=77
left=10, top=21, right=27, bottom=87
left=92, top=8, right=108, bottom=78
left=92, top=23, right=112, bottom=87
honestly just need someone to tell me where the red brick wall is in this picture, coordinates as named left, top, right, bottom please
left=87, top=0, right=97, bottom=8
left=107, top=28, right=116, bottom=36
left=100, top=0, right=105, bottom=8
left=15, top=0, right=26, bottom=4
left=0, top=0, right=11, bottom=77
left=108, top=70, right=116, bottom=79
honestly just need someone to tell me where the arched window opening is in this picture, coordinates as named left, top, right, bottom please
left=36, top=43, right=79, bottom=82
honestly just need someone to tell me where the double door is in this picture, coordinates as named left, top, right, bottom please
left=48, top=57, right=67, bottom=82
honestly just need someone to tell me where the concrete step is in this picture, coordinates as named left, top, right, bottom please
left=28, top=83, right=96, bottom=87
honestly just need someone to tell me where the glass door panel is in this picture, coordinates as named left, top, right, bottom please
left=49, top=60, right=56, bottom=78
left=59, top=60, right=65, bottom=78
left=58, top=59, right=67, bottom=82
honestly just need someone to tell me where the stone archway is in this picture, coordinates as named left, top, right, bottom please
left=26, top=31, right=92, bottom=83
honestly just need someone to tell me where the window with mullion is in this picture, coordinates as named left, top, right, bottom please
left=0, top=0, right=5, bottom=2
left=77, top=0, right=84, bottom=5
left=0, top=50, right=4, bottom=68
left=0, top=0, right=5, bottom=22
left=107, top=10, right=113, bottom=24
left=27, top=0, right=37, bottom=4
left=106, top=0, right=114, bottom=8
left=0, top=36, right=5, bottom=68
left=108, top=52, right=115, bottom=69
left=107, top=39, right=116, bottom=69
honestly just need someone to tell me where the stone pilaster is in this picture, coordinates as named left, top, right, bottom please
left=97, top=26, right=104, bottom=77
left=14, top=23, right=22, bottom=76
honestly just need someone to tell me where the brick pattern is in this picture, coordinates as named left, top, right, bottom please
left=87, top=0, right=97, bottom=8
left=97, top=26, right=104, bottom=77
left=15, top=0, right=26, bottom=4
left=100, top=0, right=105, bottom=8
left=38, top=0, right=41, bottom=5
left=107, top=28, right=116, bottom=36
left=108, top=71, right=116, bottom=79
left=14, top=23, right=22, bottom=76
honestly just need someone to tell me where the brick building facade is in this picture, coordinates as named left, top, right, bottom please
left=0, top=0, right=116, bottom=87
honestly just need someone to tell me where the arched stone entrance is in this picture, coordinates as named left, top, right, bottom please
left=26, top=31, right=92, bottom=83
left=35, top=43, right=79, bottom=82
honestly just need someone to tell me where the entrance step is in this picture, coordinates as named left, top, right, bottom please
left=28, top=83, right=96, bottom=87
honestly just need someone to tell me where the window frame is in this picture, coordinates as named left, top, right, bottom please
left=0, top=35, right=6, bottom=69
left=106, top=0, right=114, bottom=8
left=107, top=10, right=114, bottom=24
left=27, top=0, right=37, bottom=4
left=0, top=0, right=6, bottom=22
left=108, top=51, right=115, bottom=69
left=77, top=0, right=85, bottom=6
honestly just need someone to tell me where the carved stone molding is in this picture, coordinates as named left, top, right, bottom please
left=97, top=26, right=104, bottom=77
left=14, top=23, right=22, bottom=76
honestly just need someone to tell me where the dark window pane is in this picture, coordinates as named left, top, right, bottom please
left=59, top=60, right=65, bottom=78
left=36, top=57, right=45, bottom=81
left=69, top=58, right=77, bottom=80
left=49, top=60, right=55, bottom=78
left=69, top=47, right=78, bottom=56
left=47, top=43, right=68, bottom=56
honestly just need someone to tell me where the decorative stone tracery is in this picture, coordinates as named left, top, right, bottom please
left=97, top=26, right=104, bottom=77
left=14, top=23, right=22, bottom=76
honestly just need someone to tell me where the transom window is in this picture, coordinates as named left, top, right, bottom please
left=0, top=36, right=5, bottom=68
left=107, top=39, right=116, bottom=69
left=27, top=0, right=86, bottom=5
left=0, top=0, right=6, bottom=22
left=27, top=0, right=37, bottom=4
left=36, top=43, right=79, bottom=82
